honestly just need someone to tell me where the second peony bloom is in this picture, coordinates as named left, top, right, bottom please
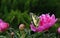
left=30, top=13, right=57, bottom=32
left=0, top=19, right=9, bottom=32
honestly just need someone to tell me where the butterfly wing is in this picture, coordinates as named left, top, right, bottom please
left=30, top=13, right=39, bottom=27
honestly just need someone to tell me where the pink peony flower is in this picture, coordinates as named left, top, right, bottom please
left=58, top=27, right=60, bottom=33
left=0, top=19, right=9, bottom=32
left=30, top=14, right=57, bottom=32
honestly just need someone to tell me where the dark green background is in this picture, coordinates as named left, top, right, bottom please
left=0, top=0, right=60, bottom=17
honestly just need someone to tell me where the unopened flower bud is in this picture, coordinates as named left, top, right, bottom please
left=11, top=32, right=14, bottom=38
left=11, top=32, right=14, bottom=36
left=19, top=24, right=25, bottom=31
left=58, top=27, right=60, bottom=33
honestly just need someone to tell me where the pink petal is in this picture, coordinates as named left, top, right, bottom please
left=51, top=14, right=55, bottom=19
left=0, top=20, right=9, bottom=32
left=37, top=26, right=45, bottom=32
left=30, top=23, right=36, bottom=32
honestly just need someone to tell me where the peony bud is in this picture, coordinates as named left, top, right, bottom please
left=11, top=32, right=14, bottom=38
left=19, top=24, right=25, bottom=31
left=58, top=27, right=60, bottom=33
left=11, top=32, right=14, bottom=36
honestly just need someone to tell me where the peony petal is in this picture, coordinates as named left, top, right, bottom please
left=0, top=19, right=3, bottom=23
left=37, top=26, right=45, bottom=32
left=0, top=20, right=9, bottom=32
left=45, top=14, right=50, bottom=18
left=51, top=14, right=55, bottom=19
left=30, top=23, right=36, bottom=32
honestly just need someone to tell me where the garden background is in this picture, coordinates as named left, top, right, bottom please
left=0, top=0, right=60, bottom=38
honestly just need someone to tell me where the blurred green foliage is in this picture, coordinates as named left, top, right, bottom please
left=0, top=0, right=60, bottom=38
left=0, top=0, right=60, bottom=17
